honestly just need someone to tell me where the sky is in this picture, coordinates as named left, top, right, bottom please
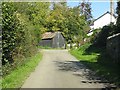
left=67, top=1, right=117, bottom=19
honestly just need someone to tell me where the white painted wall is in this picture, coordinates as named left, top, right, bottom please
left=87, top=12, right=116, bottom=36
left=92, top=13, right=116, bottom=30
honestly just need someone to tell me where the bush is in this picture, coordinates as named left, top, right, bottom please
left=92, top=24, right=116, bottom=47
left=2, top=2, right=37, bottom=65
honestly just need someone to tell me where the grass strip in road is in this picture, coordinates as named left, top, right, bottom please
left=2, top=52, right=42, bottom=88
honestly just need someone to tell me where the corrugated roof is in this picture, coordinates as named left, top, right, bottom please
left=42, top=32, right=56, bottom=39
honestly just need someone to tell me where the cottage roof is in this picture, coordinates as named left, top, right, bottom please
left=94, top=11, right=116, bottom=22
left=42, top=32, right=56, bottom=39
left=90, top=11, right=117, bottom=26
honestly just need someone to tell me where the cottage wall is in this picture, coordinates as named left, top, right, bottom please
left=93, top=13, right=116, bottom=29
left=106, top=33, right=120, bottom=63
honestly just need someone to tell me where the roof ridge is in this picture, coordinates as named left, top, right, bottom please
left=94, top=11, right=116, bottom=22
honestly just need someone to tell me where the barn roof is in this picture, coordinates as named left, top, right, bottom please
left=42, top=32, right=56, bottom=39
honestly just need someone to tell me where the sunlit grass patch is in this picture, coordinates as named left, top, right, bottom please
left=2, top=52, right=42, bottom=88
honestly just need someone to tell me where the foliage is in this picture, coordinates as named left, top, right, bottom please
left=79, top=1, right=92, bottom=24
left=66, top=7, right=86, bottom=44
left=2, top=2, right=50, bottom=66
left=14, top=2, right=50, bottom=43
left=46, top=2, right=90, bottom=47
left=87, top=29, right=101, bottom=43
left=2, top=52, right=42, bottom=88
left=90, top=24, right=116, bottom=47
left=2, top=2, right=91, bottom=73
left=2, top=2, right=17, bottom=64
left=46, top=3, right=66, bottom=32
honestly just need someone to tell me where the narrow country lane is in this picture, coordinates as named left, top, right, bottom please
left=21, top=50, right=106, bottom=88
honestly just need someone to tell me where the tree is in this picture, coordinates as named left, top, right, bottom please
left=15, top=2, right=50, bottom=42
left=46, top=2, right=89, bottom=48
left=2, top=2, right=50, bottom=65
left=2, top=2, right=91, bottom=66
left=46, top=2, right=68, bottom=33
left=79, top=1, right=92, bottom=24
left=66, top=6, right=86, bottom=47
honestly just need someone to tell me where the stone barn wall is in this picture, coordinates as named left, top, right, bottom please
left=106, top=33, right=120, bottom=63
left=39, top=39, right=52, bottom=47
left=52, top=32, right=65, bottom=48
left=39, top=32, right=65, bottom=48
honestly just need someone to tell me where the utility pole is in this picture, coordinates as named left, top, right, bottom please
left=110, top=0, right=114, bottom=23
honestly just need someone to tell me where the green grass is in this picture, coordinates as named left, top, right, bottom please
left=2, top=52, right=42, bottom=88
left=70, top=43, right=98, bottom=62
left=70, top=43, right=120, bottom=86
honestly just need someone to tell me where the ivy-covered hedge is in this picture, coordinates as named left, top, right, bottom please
left=2, top=2, right=38, bottom=65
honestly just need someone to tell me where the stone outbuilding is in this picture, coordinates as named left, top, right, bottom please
left=39, top=31, right=65, bottom=48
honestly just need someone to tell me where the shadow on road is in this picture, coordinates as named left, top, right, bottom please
left=54, top=60, right=117, bottom=89
left=54, top=60, right=102, bottom=81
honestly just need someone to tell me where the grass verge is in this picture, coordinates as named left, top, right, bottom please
left=70, top=43, right=98, bottom=62
left=2, top=52, right=42, bottom=88
left=70, top=43, right=120, bottom=86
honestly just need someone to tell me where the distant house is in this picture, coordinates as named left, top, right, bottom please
left=39, top=31, right=65, bottom=48
left=87, top=11, right=116, bottom=36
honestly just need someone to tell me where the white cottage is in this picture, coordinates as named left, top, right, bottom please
left=87, top=11, right=116, bottom=36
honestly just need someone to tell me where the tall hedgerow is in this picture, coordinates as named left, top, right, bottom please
left=2, top=2, right=36, bottom=64
left=2, top=2, right=50, bottom=65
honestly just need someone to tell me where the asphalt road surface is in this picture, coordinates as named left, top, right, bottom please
left=21, top=50, right=106, bottom=88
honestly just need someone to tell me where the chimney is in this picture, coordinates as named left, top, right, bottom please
left=110, top=0, right=114, bottom=23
